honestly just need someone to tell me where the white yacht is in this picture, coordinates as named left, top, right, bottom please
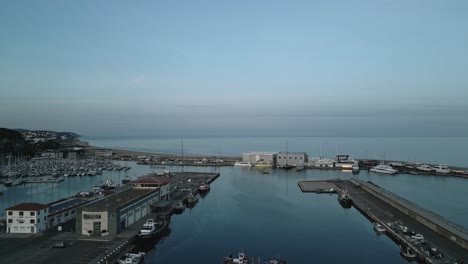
left=309, top=158, right=335, bottom=168
left=233, top=161, right=252, bottom=167
left=416, top=164, right=434, bottom=172
left=370, top=164, right=397, bottom=175
left=434, top=164, right=450, bottom=174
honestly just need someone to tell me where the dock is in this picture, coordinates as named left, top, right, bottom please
left=298, top=179, right=468, bottom=263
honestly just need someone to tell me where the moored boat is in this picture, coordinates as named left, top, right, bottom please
left=198, top=183, right=210, bottom=193
left=234, top=161, right=252, bottom=167
left=187, top=193, right=198, bottom=204
left=118, top=252, right=145, bottom=264
left=370, top=164, right=397, bottom=175
left=337, top=189, right=352, bottom=208
left=373, top=223, right=386, bottom=233
left=400, top=244, right=417, bottom=260
left=224, top=252, right=248, bottom=264
left=137, top=218, right=169, bottom=239
left=174, top=202, right=185, bottom=214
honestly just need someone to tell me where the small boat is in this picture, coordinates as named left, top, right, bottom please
left=295, top=163, right=305, bottom=171
left=223, top=252, right=248, bottom=264
left=118, top=252, right=145, bottom=264
left=400, top=245, right=417, bottom=260
left=373, top=223, right=386, bottom=233
left=234, top=161, right=252, bottom=167
left=137, top=218, right=168, bottom=239
left=352, top=166, right=360, bottom=174
left=174, top=202, right=185, bottom=214
left=198, top=183, right=210, bottom=193
left=3, top=180, right=13, bottom=187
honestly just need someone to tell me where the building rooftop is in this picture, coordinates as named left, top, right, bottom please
left=82, top=188, right=157, bottom=212
left=132, top=176, right=170, bottom=185
left=6, top=202, right=49, bottom=211
left=243, top=152, right=278, bottom=155
left=49, top=198, right=88, bottom=215
left=278, top=152, right=307, bottom=155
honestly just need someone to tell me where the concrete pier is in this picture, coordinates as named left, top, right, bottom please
left=299, top=179, right=468, bottom=262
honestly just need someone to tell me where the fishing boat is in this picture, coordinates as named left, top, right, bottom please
left=137, top=218, right=169, bottom=239
left=337, top=189, right=352, bottom=208
left=187, top=193, right=198, bottom=204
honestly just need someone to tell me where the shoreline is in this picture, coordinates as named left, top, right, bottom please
left=80, top=140, right=242, bottom=160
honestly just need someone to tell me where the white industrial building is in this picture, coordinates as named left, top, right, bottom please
left=242, top=152, right=278, bottom=166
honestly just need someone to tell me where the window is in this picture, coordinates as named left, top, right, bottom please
left=19, top=212, right=24, bottom=216
left=8, top=219, right=12, bottom=223
left=44, top=216, right=46, bottom=221
left=30, top=219, right=35, bottom=224
left=64, top=212, right=69, bottom=217
left=43, top=209, right=46, bottom=213
left=30, top=212, right=35, bottom=216
left=83, top=214, right=101, bottom=220
left=8, top=211, right=12, bottom=216
left=289, top=157, right=291, bottom=159
left=38, top=218, right=40, bottom=223
left=71, top=210, right=75, bottom=214
left=295, top=157, right=297, bottom=159
left=38, top=210, right=40, bottom=215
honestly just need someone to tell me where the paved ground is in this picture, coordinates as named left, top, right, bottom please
left=336, top=181, right=468, bottom=263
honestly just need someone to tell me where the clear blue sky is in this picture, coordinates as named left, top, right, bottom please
left=1, top=0, right=467, bottom=136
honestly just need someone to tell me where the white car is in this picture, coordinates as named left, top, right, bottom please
left=411, top=234, right=424, bottom=240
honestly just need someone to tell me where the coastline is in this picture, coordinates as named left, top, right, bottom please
left=79, top=139, right=242, bottom=160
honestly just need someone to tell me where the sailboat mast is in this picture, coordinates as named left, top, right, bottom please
left=181, top=139, right=184, bottom=172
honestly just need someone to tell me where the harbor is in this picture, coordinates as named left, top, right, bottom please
left=299, top=179, right=468, bottom=263
left=0, top=169, right=220, bottom=264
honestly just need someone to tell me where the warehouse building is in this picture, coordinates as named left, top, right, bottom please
left=276, top=152, right=309, bottom=167
left=75, top=188, right=159, bottom=237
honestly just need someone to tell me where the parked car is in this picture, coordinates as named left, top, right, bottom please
left=52, top=242, right=67, bottom=248
left=411, top=234, right=424, bottom=240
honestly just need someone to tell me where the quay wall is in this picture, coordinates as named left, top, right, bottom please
left=351, top=179, right=468, bottom=250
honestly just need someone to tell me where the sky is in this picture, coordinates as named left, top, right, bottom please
left=1, top=0, right=468, bottom=137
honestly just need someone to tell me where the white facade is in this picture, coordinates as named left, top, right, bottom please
left=81, top=211, right=109, bottom=236
left=6, top=207, right=49, bottom=234
left=242, top=152, right=277, bottom=165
